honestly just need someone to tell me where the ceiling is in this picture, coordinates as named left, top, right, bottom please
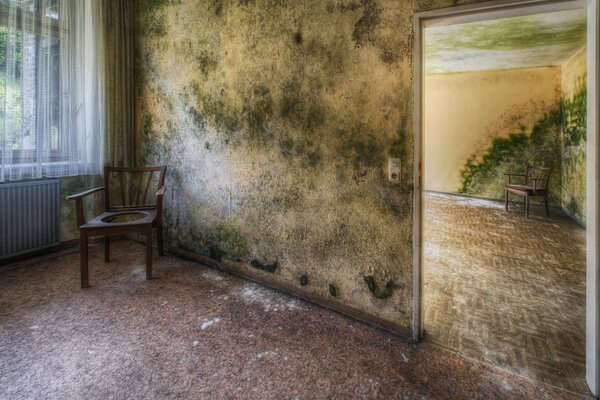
left=424, top=8, right=587, bottom=74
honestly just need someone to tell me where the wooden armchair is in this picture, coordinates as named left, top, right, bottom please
left=67, top=165, right=167, bottom=288
left=504, top=166, right=550, bottom=219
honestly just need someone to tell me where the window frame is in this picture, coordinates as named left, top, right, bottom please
left=0, top=0, right=65, bottom=167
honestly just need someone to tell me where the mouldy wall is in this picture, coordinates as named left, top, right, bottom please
left=423, top=67, right=561, bottom=195
left=561, top=47, right=587, bottom=224
left=133, top=0, right=490, bottom=329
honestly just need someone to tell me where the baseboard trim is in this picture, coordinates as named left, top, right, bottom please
left=0, top=235, right=413, bottom=339
left=167, top=245, right=413, bottom=340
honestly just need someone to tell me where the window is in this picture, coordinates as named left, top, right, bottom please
left=0, top=0, right=104, bottom=182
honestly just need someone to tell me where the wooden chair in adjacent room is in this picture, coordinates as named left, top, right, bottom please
left=504, top=166, right=551, bottom=219
left=67, top=165, right=167, bottom=288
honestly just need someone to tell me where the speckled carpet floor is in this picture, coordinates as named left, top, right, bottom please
left=0, top=240, right=591, bottom=399
left=423, top=192, right=588, bottom=395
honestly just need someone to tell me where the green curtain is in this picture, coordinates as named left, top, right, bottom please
left=104, top=0, right=135, bottom=167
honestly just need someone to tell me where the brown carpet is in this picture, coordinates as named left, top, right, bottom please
left=423, top=192, right=588, bottom=395
left=0, top=240, right=591, bottom=399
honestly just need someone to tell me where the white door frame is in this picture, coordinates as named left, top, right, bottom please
left=412, top=0, right=599, bottom=395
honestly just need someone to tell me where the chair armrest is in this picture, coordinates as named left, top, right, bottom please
left=155, top=186, right=166, bottom=197
left=66, top=187, right=104, bottom=228
left=66, top=187, right=105, bottom=201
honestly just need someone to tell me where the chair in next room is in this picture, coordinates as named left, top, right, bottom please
left=504, top=166, right=550, bottom=219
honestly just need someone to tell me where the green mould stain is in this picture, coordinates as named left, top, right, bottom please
left=250, top=259, right=278, bottom=273
left=300, top=274, right=309, bottom=286
left=459, top=107, right=562, bottom=204
left=142, top=114, right=154, bottom=138
left=328, top=283, right=338, bottom=297
left=561, top=79, right=587, bottom=224
left=351, top=0, right=383, bottom=49
left=135, top=0, right=415, bottom=329
left=562, top=81, right=587, bottom=147
left=209, top=245, right=223, bottom=262
left=363, top=275, right=400, bottom=300
left=294, top=30, right=303, bottom=45
left=209, top=0, right=224, bottom=17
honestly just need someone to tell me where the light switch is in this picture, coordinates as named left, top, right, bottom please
left=388, top=157, right=401, bottom=184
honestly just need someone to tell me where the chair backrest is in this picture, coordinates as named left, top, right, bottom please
left=526, top=166, right=551, bottom=191
left=104, top=165, right=167, bottom=211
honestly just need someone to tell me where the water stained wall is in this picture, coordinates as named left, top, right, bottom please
left=133, top=0, right=477, bottom=328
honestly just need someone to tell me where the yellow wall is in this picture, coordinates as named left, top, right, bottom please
left=423, top=67, right=561, bottom=193
left=563, top=47, right=587, bottom=98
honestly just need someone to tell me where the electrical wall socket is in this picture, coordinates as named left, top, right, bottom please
left=388, top=157, right=401, bottom=184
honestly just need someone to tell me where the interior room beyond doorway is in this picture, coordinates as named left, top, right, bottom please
left=421, top=6, right=589, bottom=395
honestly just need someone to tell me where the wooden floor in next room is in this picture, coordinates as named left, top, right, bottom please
left=423, top=191, right=587, bottom=395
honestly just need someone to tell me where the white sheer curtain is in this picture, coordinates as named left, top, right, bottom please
left=0, top=0, right=104, bottom=182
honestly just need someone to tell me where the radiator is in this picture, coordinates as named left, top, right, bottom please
left=0, top=179, right=60, bottom=259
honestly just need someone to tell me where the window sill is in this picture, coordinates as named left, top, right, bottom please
left=0, top=161, right=95, bottom=183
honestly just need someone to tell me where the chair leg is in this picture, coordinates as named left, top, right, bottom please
left=80, top=232, right=89, bottom=288
left=505, top=189, right=509, bottom=212
left=157, top=223, right=164, bottom=257
left=104, top=236, right=110, bottom=262
left=146, top=228, right=153, bottom=280
left=544, top=193, right=550, bottom=217
left=525, top=194, right=530, bottom=219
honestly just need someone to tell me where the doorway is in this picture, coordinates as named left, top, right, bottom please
left=413, top=0, right=599, bottom=396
